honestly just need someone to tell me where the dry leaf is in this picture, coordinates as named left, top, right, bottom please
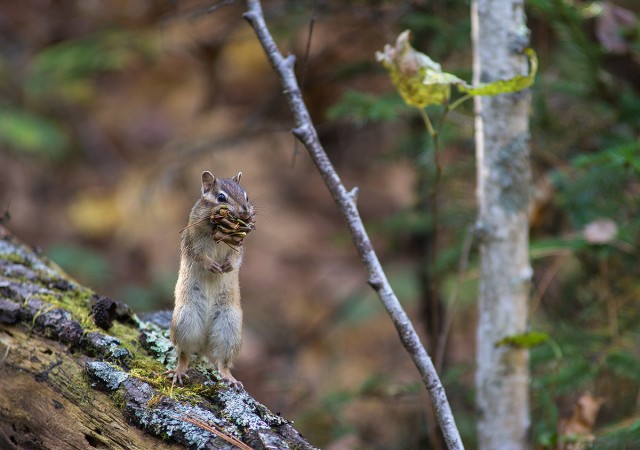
left=557, top=393, right=605, bottom=450
left=209, top=204, right=255, bottom=246
left=583, top=219, right=618, bottom=244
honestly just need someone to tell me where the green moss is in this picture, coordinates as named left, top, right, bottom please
left=109, top=321, right=142, bottom=351
left=37, top=283, right=166, bottom=377
left=127, top=366, right=224, bottom=407
left=35, top=286, right=172, bottom=378
left=173, top=387, right=206, bottom=404
left=2, top=237, right=102, bottom=335
left=146, top=393, right=165, bottom=408
left=129, top=356, right=166, bottom=374
left=112, top=388, right=126, bottom=409
left=2, top=252, right=29, bottom=266
left=190, top=380, right=222, bottom=400
left=62, top=291, right=95, bottom=328
left=129, top=368, right=170, bottom=388
left=110, top=323, right=171, bottom=378
left=159, top=432, right=171, bottom=441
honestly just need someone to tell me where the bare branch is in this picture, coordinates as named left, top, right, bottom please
left=243, top=1, right=464, bottom=448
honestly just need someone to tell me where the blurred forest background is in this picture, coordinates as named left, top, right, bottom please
left=1, top=0, right=639, bottom=448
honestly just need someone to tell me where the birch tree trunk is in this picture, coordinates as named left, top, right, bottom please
left=471, top=1, right=532, bottom=449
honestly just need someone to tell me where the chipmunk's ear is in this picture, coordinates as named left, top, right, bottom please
left=232, top=172, right=242, bottom=183
left=201, top=171, right=216, bottom=195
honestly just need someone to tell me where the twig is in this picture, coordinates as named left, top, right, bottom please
left=179, top=415, right=253, bottom=450
left=207, top=0, right=237, bottom=14
left=243, top=2, right=464, bottom=449
left=435, top=224, right=474, bottom=372
left=529, top=251, right=570, bottom=315
left=291, top=0, right=317, bottom=167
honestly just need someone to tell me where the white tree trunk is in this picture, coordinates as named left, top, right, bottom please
left=472, top=1, right=532, bottom=449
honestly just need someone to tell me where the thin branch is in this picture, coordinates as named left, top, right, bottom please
left=448, top=94, right=471, bottom=112
left=420, top=106, right=442, bottom=355
left=419, top=108, right=436, bottom=138
left=435, top=224, right=475, bottom=372
left=298, top=0, right=316, bottom=92
left=243, top=1, right=464, bottom=449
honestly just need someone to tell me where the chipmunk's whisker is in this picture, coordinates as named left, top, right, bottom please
left=180, top=216, right=210, bottom=233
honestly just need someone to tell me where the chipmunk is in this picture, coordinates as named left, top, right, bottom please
left=167, top=170, right=254, bottom=389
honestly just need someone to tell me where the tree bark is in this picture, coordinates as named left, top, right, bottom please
left=0, top=226, right=315, bottom=450
left=472, top=0, right=533, bottom=449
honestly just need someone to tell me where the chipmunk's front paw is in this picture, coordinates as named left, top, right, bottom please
left=206, top=261, right=224, bottom=274
left=221, top=259, right=234, bottom=273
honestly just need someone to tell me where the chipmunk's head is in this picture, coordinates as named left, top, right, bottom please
left=200, top=171, right=254, bottom=222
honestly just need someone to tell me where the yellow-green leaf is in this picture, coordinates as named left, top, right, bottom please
left=459, top=48, right=538, bottom=96
left=377, top=31, right=537, bottom=108
left=376, top=30, right=464, bottom=108
left=495, top=331, right=549, bottom=349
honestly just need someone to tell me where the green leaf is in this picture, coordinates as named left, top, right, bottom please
left=606, top=350, right=640, bottom=382
left=0, top=108, right=69, bottom=158
left=459, top=48, right=538, bottom=96
left=572, top=141, right=640, bottom=175
left=326, top=90, right=405, bottom=124
left=496, top=331, right=549, bottom=348
left=26, top=30, right=157, bottom=103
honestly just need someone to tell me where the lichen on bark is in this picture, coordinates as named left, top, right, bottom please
left=494, top=133, right=532, bottom=213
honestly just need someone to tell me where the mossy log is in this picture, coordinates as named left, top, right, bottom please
left=0, top=227, right=315, bottom=450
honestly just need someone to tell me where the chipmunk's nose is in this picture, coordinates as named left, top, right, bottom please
left=238, top=205, right=251, bottom=220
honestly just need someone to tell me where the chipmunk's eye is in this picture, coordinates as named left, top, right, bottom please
left=217, top=192, right=227, bottom=202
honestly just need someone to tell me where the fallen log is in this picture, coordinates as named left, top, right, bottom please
left=0, top=226, right=314, bottom=450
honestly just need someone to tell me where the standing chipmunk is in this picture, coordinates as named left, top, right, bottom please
left=167, top=170, right=255, bottom=389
